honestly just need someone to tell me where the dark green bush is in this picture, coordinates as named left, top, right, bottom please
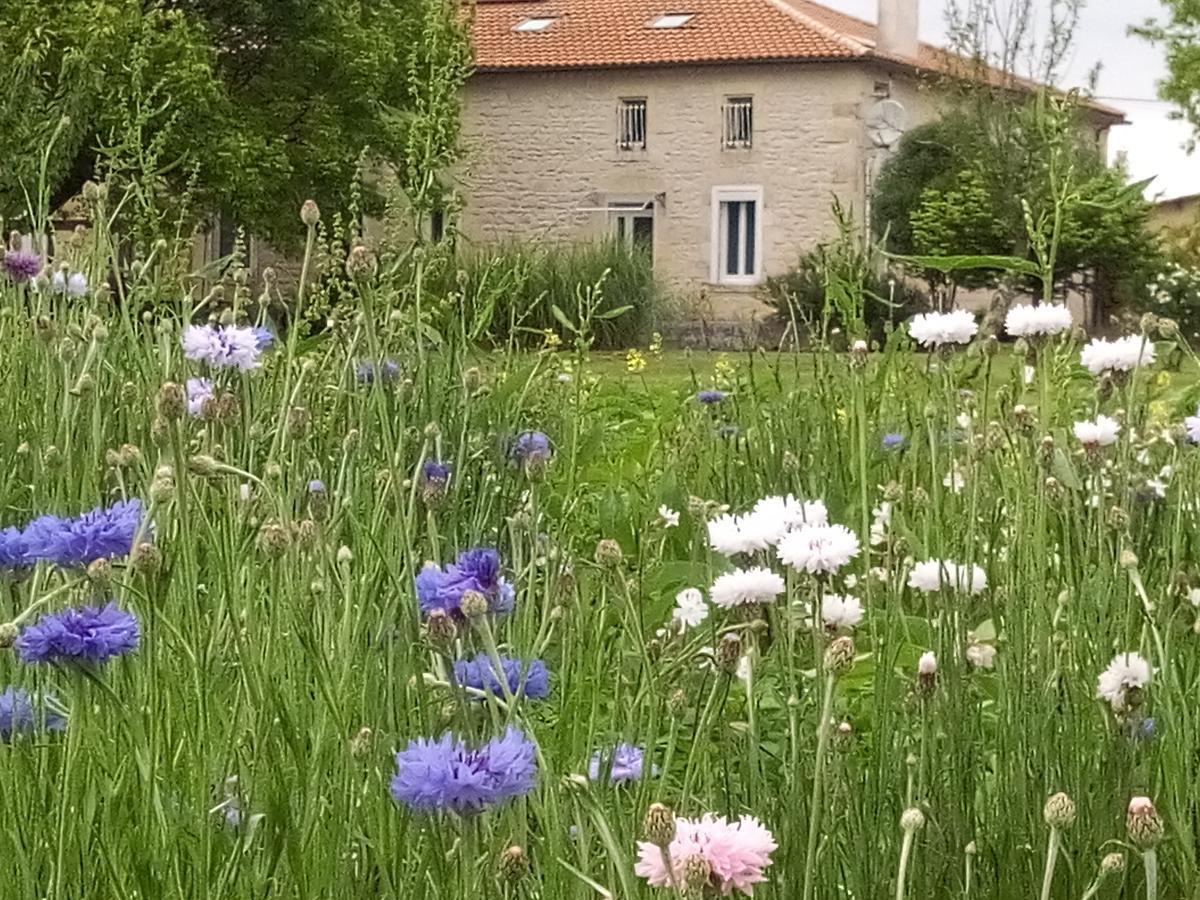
left=450, top=239, right=658, bottom=349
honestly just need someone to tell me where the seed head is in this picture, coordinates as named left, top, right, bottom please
left=594, top=539, right=623, bottom=567
left=345, top=244, right=377, bottom=279
left=643, top=803, right=676, bottom=847
left=1126, top=796, right=1163, bottom=849
left=0, top=619, right=19, bottom=650
left=460, top=589, right=489, bottom=620
left=86, top=557, right=113, bottom=591
left=1043, top=792, right=1077, bottom=830
left=256, top=520, right=292, bottom=558
left=300, top=199, right=321, bottom=227
left=349, top=726, right=372, bottom=757
left=286, top=406, right=310, bottom=439
left=716, top=632, right=743, bottom=673
left=156, top=382, right=186, bottom=421
left=499, top=845, right=529, bottom=884
left=682, top=853, right=711, bottom=894
left=824, top=635, right=856, bottom=676
left=425, top=609, right=457, bottom=648
left=1099, top=852, right=1125, bottom=876
left=900, top=807, right=926, bottom=832
left=131, top=542, right=162, bottom=575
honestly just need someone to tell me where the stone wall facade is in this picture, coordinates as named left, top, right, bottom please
left=457, top=61, right=945, bottom=329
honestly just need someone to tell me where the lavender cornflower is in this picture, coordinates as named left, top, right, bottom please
left=0, top=687, right=67, bottom=740
left=50, top=271, right=88, bottom=297
left=181, top=324, right=263, bottom=371
left=20, top=499, right=143, bottom=567
left=15, top=602, right=140, bottom=666
left=882, top=432, right=906, bottom=451
left=510, top=431, right=552, bottom=464
left=452, top=653, right=550, bottom=700
left=588, top=743, right=649, bottom=783
left=390, top=726, right=537, bottom=814
left=415, top=547, right=515, bottom=618
left=3, top=249, right=41, bottom=283
left=187, top=378, right=215, bottom=417
left=355, top=359, right=401, bottom=384
left=251, top=327, right=275, bottom=350
left=696, top=389, right=728, bottom=405
left=422, top=459, right=452, bottom=485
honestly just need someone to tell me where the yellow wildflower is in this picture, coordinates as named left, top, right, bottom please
left=626, top=349, right=647, bottom=373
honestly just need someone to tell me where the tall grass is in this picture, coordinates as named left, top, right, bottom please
left=0, top=189, right=1198, bottom=900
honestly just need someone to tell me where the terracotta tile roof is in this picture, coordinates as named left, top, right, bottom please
left=468, top=0, right=1124, bottom=120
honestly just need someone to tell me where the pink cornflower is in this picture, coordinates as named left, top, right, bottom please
left=635, top=813, right=777, bottom=896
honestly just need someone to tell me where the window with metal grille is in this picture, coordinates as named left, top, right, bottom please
left=722, top=97, right=753, bottom=149
left=617, top=98, right=647, bottom=150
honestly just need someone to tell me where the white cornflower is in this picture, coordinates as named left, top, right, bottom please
left=909, top=310, right=978, bottom=348
left=67, top=272, right=89, bottom=297
left=1096, top=652, right=1152, bottom=711
left=943, top=464, right=966, bottom=493
left=918, top=651, right=938, bottom=675
left=869, top=502, right=893, bottom=547
left=658, top=505, right=680, bottom=528
left=1023, top=365, right=1036, bottom=385
left=557, top=372, right=573, bottom=384
left=907, top=560, right=987, bottom=594
left=672, top=588, right=709, bottom=630
left=819, top=593, right=864, bottom=631
left=1187, top=588, right=1200, bottom=608
left=966, top=643, right=996, bottom=669
left=778, top=524, right=860, bottom=575
left=706, top=514, right=770, bottom=556
left=710, top=567, right=786, bottom=609
left=752, top=494, right=828, bottom=531
left=1185, top=407, right=1200, bottom=444
left=1080, top=335, right=1156, bottom=376
left=1004, top=303, right=1073, bottom=337
left=1145, top=476, right=1167, bottom=499
left=1073, top=415, right=1120, bottom=449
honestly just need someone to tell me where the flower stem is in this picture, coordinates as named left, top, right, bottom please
left=895, top=829, right=916, bottom=900
left=1039, top=828, right=1061, bottom=900
left=1144, top=848, right=1157, bottom=900
left=801, top=672, right=836, bottom=900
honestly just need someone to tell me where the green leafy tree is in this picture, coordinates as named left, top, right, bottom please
left=1135, top=4, right=1200, bottom=149
left=0, top=0, right=469, bottom=248
left=873, top=95, right=1160, bottom=304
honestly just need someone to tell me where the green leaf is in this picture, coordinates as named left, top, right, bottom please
left=1051, top=448, right=1083, bottom=491
left=549, top=304, right=578, bottom=334
left=595, top=304, right=633, bottom=320
left=888, top=253, right=1043, bottom=277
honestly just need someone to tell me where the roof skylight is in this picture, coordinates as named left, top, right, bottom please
left=514, top=16, right=557, bottom=32
left=649, top=13, right=695, bottom=29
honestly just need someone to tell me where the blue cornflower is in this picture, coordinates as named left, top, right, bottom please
left=181, top=324, right=262, bottom=371
left=0, top=526, right=28, bottom=569
left=390, top=726, right=537, bottom=814
left=882, top=432, right=906, bottom=451
left=0, top=687, right=66, bottom=740
left=587, top=743, right=649, bottom=783
left=422, top=459, right=452, bottom=484
left=251, top=327, right=275, bottom=350
left=696, top=389, right=727, bottom=405
left=187, top=377, right=214, bottom=417
left=355, top=359, right=401, bottom=384
left=308, top=479, right=326, bottom=494
left=415, top=547, right=515, bottom=618
left=453, top=653, right=550, bottom=700
left=20, top=499, right=143, bottom=567
left=15, top=602, right=140, bottom=666
left=510, top=431, right=552, bottom=464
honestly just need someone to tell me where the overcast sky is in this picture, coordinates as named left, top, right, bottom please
left=823, top=0, right=1199, bottom=199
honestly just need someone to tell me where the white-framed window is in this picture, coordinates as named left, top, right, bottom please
left=649, top=12, right=695, bottom=28
left=710, top=186, right=763, bottom=285
left=722, top=96, right=753, bottom=149
left=617, top=98, right=647, bottom=150
left=608, top=200, right=654, bottom=261
left=514, top=17, right=557, bottom=32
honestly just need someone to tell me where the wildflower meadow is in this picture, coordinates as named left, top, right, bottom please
left=2, top=198, right=1200, bottom=900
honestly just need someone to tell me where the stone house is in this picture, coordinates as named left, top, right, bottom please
left=460, top=0, right=1122, bottom=334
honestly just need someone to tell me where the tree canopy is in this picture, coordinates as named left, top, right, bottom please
left=0, top=0, right=469, bottom=248
left=871, top=94, right=1160, bottom=298
left=1136, top=3, right=1200, bottom=150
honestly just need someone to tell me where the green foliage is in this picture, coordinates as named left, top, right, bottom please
left=1141, top=261, right=1200, bottom=342
left=1135, top=4, right=1200, bottom=149
left=872, top=96, right=1162, bottom=298
left=762, top=205, right=927, bottom=342
left=0, top=0, right=468, bottom=249
left=446, top=240, right=659, bottom=351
